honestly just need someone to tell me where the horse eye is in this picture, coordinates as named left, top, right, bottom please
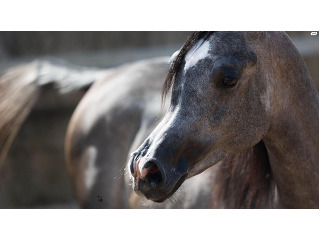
left=222, top=76, right=238, bottom=87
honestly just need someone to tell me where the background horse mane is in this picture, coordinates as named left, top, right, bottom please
left=0, top=59, right=108, bottom=166
left=0, top=64, right=39, bottom=165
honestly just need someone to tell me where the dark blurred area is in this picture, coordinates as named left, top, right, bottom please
left=0, top=32, right=190, bottom=57
left=0, top=31, right=318, bottom=208
left=0, top=32, right=191, bottom=69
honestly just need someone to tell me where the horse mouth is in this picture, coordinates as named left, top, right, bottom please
left=146, top=173, right=188, bottom=203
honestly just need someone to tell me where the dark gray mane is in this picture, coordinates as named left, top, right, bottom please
left=162, top=31, right=214, bottom=101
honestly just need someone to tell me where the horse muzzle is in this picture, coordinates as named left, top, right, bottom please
left=129, top=156, right=188, bottom=202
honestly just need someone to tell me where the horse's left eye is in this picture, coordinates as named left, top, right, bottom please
left=222, top=76, right=238, bottom=87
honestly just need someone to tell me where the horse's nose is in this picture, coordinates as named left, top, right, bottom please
left=141, top=161, right=166, bottom=188
left=131, top=158, right=166, bottom=189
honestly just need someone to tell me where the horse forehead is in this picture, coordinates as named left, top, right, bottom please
left=183, top=32, right=252, bottom=73
left=184, top=40, right=211, bottom=72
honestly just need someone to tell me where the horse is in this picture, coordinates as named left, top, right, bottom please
left=128, top=32, right=319, bottom=208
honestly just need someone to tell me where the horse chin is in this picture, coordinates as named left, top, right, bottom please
left=186, top=162, right=216, bottom=179
left=145, top=173, right=188, bottom=203
left=187, top=152, right=227, bottom=178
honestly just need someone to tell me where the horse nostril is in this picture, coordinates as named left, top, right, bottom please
left=130, top=157, right=140, bottom=178
left=141, top=161, right=164, bottom=188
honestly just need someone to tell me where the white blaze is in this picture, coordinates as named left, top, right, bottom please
left=184, top=40, right=210, bottom=72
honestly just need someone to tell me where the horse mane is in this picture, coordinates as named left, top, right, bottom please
left=0, top=63, right=39, bottom=166
left=0, top=59, right=105, bottom=166
left=162, top=31, right=213, bottom=102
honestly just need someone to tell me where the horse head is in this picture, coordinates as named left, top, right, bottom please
left=127, top=31, right=318, bottom=205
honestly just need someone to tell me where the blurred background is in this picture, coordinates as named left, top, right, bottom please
left=0, top=31, right=318, bottom=208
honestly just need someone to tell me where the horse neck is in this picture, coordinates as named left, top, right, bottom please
left=262, top=39, right=319, bottom=208
left=212, top=141, right=277, bottom=208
